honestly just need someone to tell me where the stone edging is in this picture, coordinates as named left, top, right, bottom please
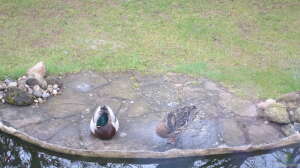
left=1, top=121, right=300, bottom=159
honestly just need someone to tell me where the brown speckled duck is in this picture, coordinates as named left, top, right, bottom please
left=156, top=105, right=197, bottom=143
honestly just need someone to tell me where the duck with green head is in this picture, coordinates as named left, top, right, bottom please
left=90, top=105, right=119, bottom=140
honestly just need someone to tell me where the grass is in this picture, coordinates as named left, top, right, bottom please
left=0, top=0, right=299, bottom=98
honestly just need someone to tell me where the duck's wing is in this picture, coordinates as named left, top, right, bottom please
left=90, top=106, right=101, bottom=134
left=175, top=106, right=197, bottom=127
left=105, top=105, right=119, bottom=131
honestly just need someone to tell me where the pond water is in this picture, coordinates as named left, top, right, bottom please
left=1, top=132, right=300, bottom=168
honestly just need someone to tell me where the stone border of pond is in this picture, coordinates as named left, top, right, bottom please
left=1, top=121, right=300, bottom=159
left=1, top=70, right=300, bottom=159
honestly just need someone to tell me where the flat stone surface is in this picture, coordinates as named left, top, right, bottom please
left=0, top=71, right=295, bottom=158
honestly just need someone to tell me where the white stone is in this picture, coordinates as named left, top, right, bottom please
left=27, top=62, right=46, bottom=78
left=257, top=99, right=276, bottom=110
left=38, top=98, right=44, bottom=103
left=7, top=82, right=17, bottom=88
left=53, top=84, right=58, bottom=89
left=52, top=90, right=58, bottom=95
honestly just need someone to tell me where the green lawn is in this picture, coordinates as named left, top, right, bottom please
left=0, top=0, right=299, bottom=98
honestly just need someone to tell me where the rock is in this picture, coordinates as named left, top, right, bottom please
left=46, top=77, right=63, bottom=88
left=4, top=87, right=34, bottom=106
left=27, top=62, right=47, bottom=89
left=293, top=123, right=300, bottom=132
left=52, top=90, right=58, bottom=95
left=27, top=87, right=33, bottom=94
left=0, top=91, right=4, bottom=99
left=277, top=91, right=300, bottom=103
left=259, top=103, right=290, bottom=124
left=42, top=91, right=50, bottom=99
left=27, top=62, right=46, bottom=78
left=33, top=85, right=43, bottom=97
left=38, top=98, right=44, bottom=104
left=281, top=124, right=296, bottom=136
left=47, top=85, right=53, bottom=93
left=0, top=82, right=6, bottom=91
left=7, top=81, right=17, bottom=88
left=17, top=78, right=27, bottom=92
left=257, top=99, right=276, bottom=110
left=53, top=84, right=58, bottom=89
left=25, top=78, right=40, bottom=87
left=294, top=108, right=300, bottom=123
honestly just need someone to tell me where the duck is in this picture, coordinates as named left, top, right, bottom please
left=156, top=105, right=197, bottom=143
left=90, top=105, right=119, bottom=140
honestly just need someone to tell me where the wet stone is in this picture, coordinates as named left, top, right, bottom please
left=0, top=71, right=291, bottom=158
left=177, top=120, right=220, bottom=149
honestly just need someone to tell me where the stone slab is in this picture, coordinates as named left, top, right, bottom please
left=0, top=71, right=298, bottom=159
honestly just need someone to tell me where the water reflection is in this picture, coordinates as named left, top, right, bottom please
left=1, top=132, right=300, bottom=168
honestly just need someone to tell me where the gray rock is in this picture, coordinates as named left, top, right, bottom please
left=4, top=87, right=34, bottom=106
left=260, top=103, right=290, bottom=124
left=277, top=91, right=300, bottom=103
left=27, top=87, right=33, bottom=94
left=26, top=78, right=40, bottom=87
left=46, top=76, right=63, bottom=88
left=17, top=78, right=28, bottom=92
left=42, top=91, right=50, bottom=99
left=281, top=124, right=296, bottom=136
left=0, top=91, right=4, bottom=99
left=293, top=123, right=300, bottom=132
left=0, top=82, right=6, bottom=91
left=33, top=85, right=43, bottom=97
left=47, top=85, right=53, bottom=93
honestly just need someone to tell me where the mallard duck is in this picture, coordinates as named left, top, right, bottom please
left=156, top=105, right=197, bottom=143
left=90, top=105, right=119, bottom=140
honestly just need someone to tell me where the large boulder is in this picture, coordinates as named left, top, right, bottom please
left=277, top=91, right=300, bottom=104
left=27, top=62, right=47, bottom=89
left=4, top=87, right=34, bottom=106
left=259, top=102, right=290, bottom=124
